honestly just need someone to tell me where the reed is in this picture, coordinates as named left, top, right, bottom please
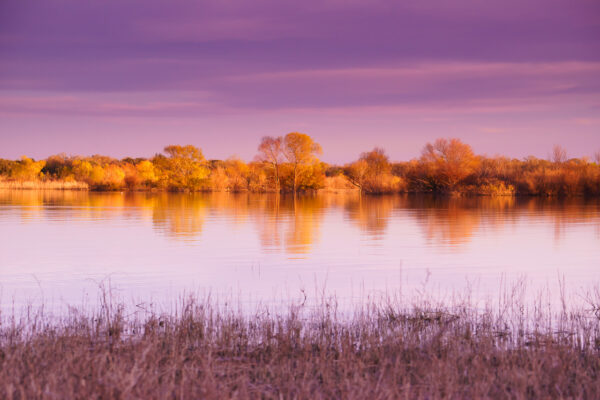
left=2, top=290, right=600, bottom=399
left=0, top=179, right=88, bottom=190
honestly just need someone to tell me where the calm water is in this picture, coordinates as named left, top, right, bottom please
left=1, top=190, right=599, bottom=311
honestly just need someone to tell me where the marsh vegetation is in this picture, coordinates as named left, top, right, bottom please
left=3, top=287, right=600, bottom=399
left=1, top=135, right=599, bottom=196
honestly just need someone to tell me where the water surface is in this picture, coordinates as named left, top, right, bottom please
left=1, top=191, right=599, bottom=310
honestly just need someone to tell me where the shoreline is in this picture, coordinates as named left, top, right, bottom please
left=0, top=182, right=597, bottom=197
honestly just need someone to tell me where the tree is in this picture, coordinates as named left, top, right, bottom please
left=164, top=145, right=205, bottom=163
left=102, top=164, right=126, bottom=189
left=344, top=159, right=369, bottom=192
left=10, top=156, right=46, bottom=181
left=224, top=157, right=250, bottom=191
left=279, top=162, right=325, bottom=192
left=256, top=136, right=284, bottom=191
left=155, top=145, right=209, bottom=190
left=345, top=148, right=397, bottom=193
left=136, top=160, right=157, bottom=186
left=71, top=159, right=94, bottom=182
left=420, top=138, right=479, bottom=191
left=551, top=145, right=568, bottom=164
left=360, top=148, right=391, bottom=176
left=282, top=132, right=322, bottom=193
left=0, top=159, right=13, bottom=176
left=43, top=153, right=70, bottom=178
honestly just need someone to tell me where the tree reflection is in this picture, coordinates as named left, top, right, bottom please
left=1, top=190, right=598, bottom=251
left=284, top=195, right=325, bottom=255
left=343, top=195, right=397, bottom=238
left=145, top=194, right=207, bottom=240
left=410, top=197, right=482, bottom=246
left=250, top=194, right=326, bottom=255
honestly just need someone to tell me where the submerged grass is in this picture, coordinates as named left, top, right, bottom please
left=2, top=290, right=600, bottom=399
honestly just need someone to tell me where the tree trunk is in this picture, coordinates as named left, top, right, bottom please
left=293, top=164, right=298, bottom=193
left=274, top=163, right=280, bottom=193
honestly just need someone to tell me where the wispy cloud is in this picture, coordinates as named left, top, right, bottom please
left=2, top=61, right=598, bottom=118
left=573, top=118, right=600, bottom=126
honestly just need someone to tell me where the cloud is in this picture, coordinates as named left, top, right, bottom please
left=0, top=91, right=222, bottom=118
left=1, top=60, right=599, bottom=119
left=1, top=0, right=599, bottom=94
left=573, top=118, right=600, bottom=126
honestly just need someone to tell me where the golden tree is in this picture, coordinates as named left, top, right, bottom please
left=282, top=132, right=322, bottom=193
left=155, top=145, right=209, bottom=190
left=360, top=148, right=391, bottom=176
left=345, top=148, right=398, bottom=193
left=420, top=138, right=479, bottom=191
left=136, top=160, right=157, bottom=186
left=10, top=156, right=46, bottom=181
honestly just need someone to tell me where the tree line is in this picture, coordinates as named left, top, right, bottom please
left=1, top=133, right=599, bottom=196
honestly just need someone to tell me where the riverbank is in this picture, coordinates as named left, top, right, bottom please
left=2, top=296, right=599, bottom=399
left=2, top=139, right=599, bottom=196
left=2, top=178, right=599, bottom=197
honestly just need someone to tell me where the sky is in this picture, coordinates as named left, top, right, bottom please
left=0, top=0, right=599, bottom=163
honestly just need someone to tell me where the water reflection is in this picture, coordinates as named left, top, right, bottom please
left=283, top=196, right=324, bottom=254
left=1, top=190, right=599, bottom=253
left=406, top=196, right=516, bottom=246
left=344, top=195, right=397, bottom=238
left=150, top=194, right=209, bottom=239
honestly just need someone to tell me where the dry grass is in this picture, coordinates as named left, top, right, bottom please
left=319, top=175, right=359, bottom=193
left=0, top=179, right=88, bottom=190
left=2, top=291, right=600, bottom=400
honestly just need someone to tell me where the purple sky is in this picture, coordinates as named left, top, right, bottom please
left=1, top=0, right=599, bottom=163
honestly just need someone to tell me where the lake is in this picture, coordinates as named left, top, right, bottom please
left=1, top=190, right=599, bottom=312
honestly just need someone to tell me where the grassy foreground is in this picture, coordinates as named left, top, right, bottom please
left=2, top=295, right=600, bottom=399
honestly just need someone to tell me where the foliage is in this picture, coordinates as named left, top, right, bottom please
left=9, top=156, right=46, bottom=181
left=0, top=136, right=598, bottom=196
left=152, top=145, right=209, bottom=191
left=418, top=138, right=480, bottom=192
left=281, top=132, right=323, bottom=192
left=279, top=161, right=325, bottom=192
left=344, top=148, right=404, bottom=193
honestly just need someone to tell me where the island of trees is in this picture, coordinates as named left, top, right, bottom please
left=1, top=133, right=599, bottom=196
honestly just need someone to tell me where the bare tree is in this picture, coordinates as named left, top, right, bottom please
left=551, top=145, right=567, bottom=164
left=344, top=159, right=369, bottom=192
left=257, top=136, right=284, bottom=191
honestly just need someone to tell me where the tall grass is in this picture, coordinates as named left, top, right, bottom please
left=2, top=288, right=600, bottom=399
left=0, top=179, right=88, bottom=190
